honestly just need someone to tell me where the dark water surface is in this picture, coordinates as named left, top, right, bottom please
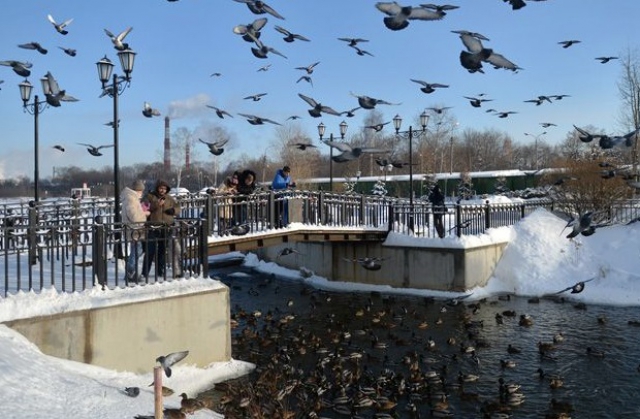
left=203, top=264, right=640, bottom=419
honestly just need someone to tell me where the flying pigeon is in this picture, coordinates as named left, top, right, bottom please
left=343, top=256, right=386, bottom=271
left=338, top=37, right=369, bottom=47
left=18, top=42, right=48, bottom=55
left=287, top=115, right=301, bottom=121
left=365, top=121, right=391, bottom=132
left=274, top=25, right=310, bottom=42
left=503, top=0, right=546, bottom=10
left=595, top=56, right=618, bottom=64
left=142, top=102, right=161, bottom=117
left=350, top=46, right=374, bottom=57
left=53, top=145, right=65, bottom=152
left=323, top=141, right=388, bottom=162
left=59, top=46, right=77, bottom=57
left=43, top=71, right=79, bottom=107
left=598, top=128, right=640, bottom=149
left=210, top=72, right=222, bottom=77
left=555, top=277, right=596, bottom=294
left=410, top=79, right=449, bottom=94
left=0, top=60, right=32, bottom=77
left=351, top=92, right=400, bottom=109
left=293, top=142, right=316, bottom=150
left=524, top=95, right=553, bottom=106
left=464, top=96, right=493, bottom=108
left=277, top=247, right=304, bottom=258
left=573, top=125, right=604, bottom=143
left=298, top=93, right=341, bottom=118
left=243, top=92, right=267, bottom=101
left=558, top=40, right=580, bottom=48
left=257, top=64, right=271, bottom=72
left=238, top=113, right=281, bottom=125
left=206, top=105, right=233, bottom=119
left=540, top=122, right=557, bottom=128
left=0, top=79, right=3, bottom=90
left=233, top=17, right=268, bottom=43
left=561, top=211, right=601, bottom=238
left=295, top=61, right=320, bottom=74
left=551, top=94, right=570, bottom=100
left=198, top=138, right=228, bottom=156
left=375, top=2, right=446, bottom=31
left=494, top=110, right=517, bottom=118
left=246, top=32, right=287, bottom=59
left=296, top=75, right=313, bottom=86
left=77, top=143, right=114, bottom=156
left=104, top=27, right=133, bottom=51
left=340, top=107, right=361, bottom=118
left=420, top=3, right=460, bottom=15
left=427, top=106, right=453, bottom=114
left=47, top=14, right=73, bottom=35
left=156, top=350, right=189, bottom=378
left=233, top=0, right=285, bottom=20
left=454, top=29, right=520, bottom=73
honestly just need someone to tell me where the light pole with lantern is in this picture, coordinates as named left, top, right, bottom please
left=393, top=111, right=430, bottom=230
left=317, top=120, right=348, bottom=191
left=96, top=49, right=136, bottom=223
left=19, top=77, right=53, bottom=202
left=524, top=131, right=546, bottom=171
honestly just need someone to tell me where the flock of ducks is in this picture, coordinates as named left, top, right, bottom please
left=157, top=269, right=640, bottom=419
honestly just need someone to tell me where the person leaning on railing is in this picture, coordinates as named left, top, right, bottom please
left=142, top=179, right=181, bottom=278
left=236, top=169, right=257, bottom=225
left=120, top=179, right=150, bottom=284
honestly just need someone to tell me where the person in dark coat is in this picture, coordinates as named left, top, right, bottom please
left=236, top=170, right=257, bottom=224
left=429, top=184, right=446, bottom=238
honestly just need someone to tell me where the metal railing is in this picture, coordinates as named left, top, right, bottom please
left=2, top=192, right=639, bottom=296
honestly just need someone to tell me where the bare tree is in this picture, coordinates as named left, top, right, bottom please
left=617, top=48, right=640, bottom=181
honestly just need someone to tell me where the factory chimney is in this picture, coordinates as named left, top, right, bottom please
left=164, top=117, right=171, bottom=172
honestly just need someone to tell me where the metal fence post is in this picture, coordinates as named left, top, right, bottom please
left=319, top=191, right=325, bottom=225
left=485, top=200, right=491, bottom=230
left=268, top=190, right=276, bottom=228
left=28, top=204, right=38, bottom=266
left=388, top=202, right=394, bottom=232
left=359, top=194, right=366, bottom=225
left=200, top=216, right=209, bottom=278
left=92, top=217, right=107, bottom=289
left=455, top=204, right=462, bottom=237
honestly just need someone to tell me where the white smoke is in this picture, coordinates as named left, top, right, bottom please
left=166, top=93, right=212, bottom=119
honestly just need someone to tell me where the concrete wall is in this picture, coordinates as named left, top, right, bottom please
left=258, top=240, right=508, bottom=292
left=5, top=286, right=231, bottom=374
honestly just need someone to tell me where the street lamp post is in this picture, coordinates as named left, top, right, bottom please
left=19, top=78, right=52, bottom=202
left=96, top=49, right=136, bottom=223
left=524, top=131, right=546, bottom=171
left=393, top=111, right=430, bottom=231
left=317, top=120, right=348, bottom=191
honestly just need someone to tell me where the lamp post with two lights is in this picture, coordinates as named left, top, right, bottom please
left=96, top=49, right=136, bottom=223
left=524, top=131, right=546, bottom=171
left=19, top=77, right=53, bottom=203
left=392, top=111, right=430, bottom=230
left=317, top=120, right=348, bottom=191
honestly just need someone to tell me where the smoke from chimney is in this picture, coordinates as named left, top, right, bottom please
left=164, top=117, right=171, bottom=172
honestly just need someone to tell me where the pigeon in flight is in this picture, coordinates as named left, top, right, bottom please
left=47, top=14, right=73, bottom=35
left=233, top=17, right=268, bottom=43
left=77, top=143, right=114, bottom=156
left=427, top=106, right=452, bottom=114
left=573, top=125, right=604, bottom=143
left=453, top=30, right=520, bottom=73
left=199, top=138, right=228, bottom=156
left=551, top=94, right=570, bottom=100
left=43, top=71, right=79, bottom=107
left=59, top=46, right=77, bottom=57
left=375, top=2, right=447, bottom=31
left=238, top=113, right=281, bottom=125
left=595, top=56, right=618, bottom=64
left=0, top=79, right=3, bottom=90
left=274, top=25, right=310, bottom=42
left=257, top=64, right=271, bottom=72
left=142, top=102, right=161, bottom=117
left=296, top=75, right=313, bottom=86
left=206, top=105, right=233, bottom=119
left=104, top=27, right=133, bottom=51
left=598, top=128, right=640, bottom=150
left=464, top=96, right=493, bottom=108
left=558, top=40, right=581, bottom=48
left=0, top=60, right=32, bottom=77
left=343, top=256, right=386, bottom=271
left=287, top=115, right=301, bottom=121
left=350, top=45, right=375, bottom=57
left=352, top=92, right=400, bottom=109
left=323, top=141, right=388, bottom=163
left=540, top=122, right=557, bottom=128
left=156, top=350, right=189, bottom=378
left=243, top=92, right=267, bottom=101
left=411, top=79, right=449, bottom=94
left=18, top=42, right=48, bottom=55
left=503, top=0, right=547, bottom=10
left=421, top=3, right=460, bottom=15
left=296, top=61, right=320, bottom=75
left=53, top=145, right=65, bottom=152
left=338, top=37, right=369, bottom=47
left=234, top=0, right=285, bottom=20
left=277, top=247, right=304, bottom=258
left=494, top=110, right=517, bottom=118
left=340, top=107, right=361, bottom=118
left=524, top=95, right=553, bottom=106
left=293, top=142, right=316, bottom=150
left=365, top=121, right=391, bottom=132
left=561, top=211, right=604, bottom=238
left=247, top=33, right=287, bottom=59
left=555, top=277, right=596, bottom=294
left=298, top=93, right=341, bottom=118
left=210, top=72, right=222, bottom=77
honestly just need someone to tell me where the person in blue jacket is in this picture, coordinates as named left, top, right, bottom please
left=271, top=166, right=296, bottom=227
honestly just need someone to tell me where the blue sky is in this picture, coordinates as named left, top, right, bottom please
left=0, top=0, right=637, bottom=180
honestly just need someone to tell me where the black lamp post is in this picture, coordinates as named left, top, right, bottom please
left=19, top=77, right=52, bottom=203
left=393, top=111, right=430, bottom=231
left=96, top=49, right=136, bottom=223
left=524, top=131, right=546, bottom=171
left=317, top=120, right=348, bottom=191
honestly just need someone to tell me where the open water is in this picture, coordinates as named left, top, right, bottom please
left=204, top=263, right=640, bottom=419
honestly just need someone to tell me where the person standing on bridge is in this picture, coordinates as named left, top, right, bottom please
left=429, top=184, right=446, bottom=239
left=271, top=165, right=296, bottom=227
left=120, top=180, right=150, bottom=284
